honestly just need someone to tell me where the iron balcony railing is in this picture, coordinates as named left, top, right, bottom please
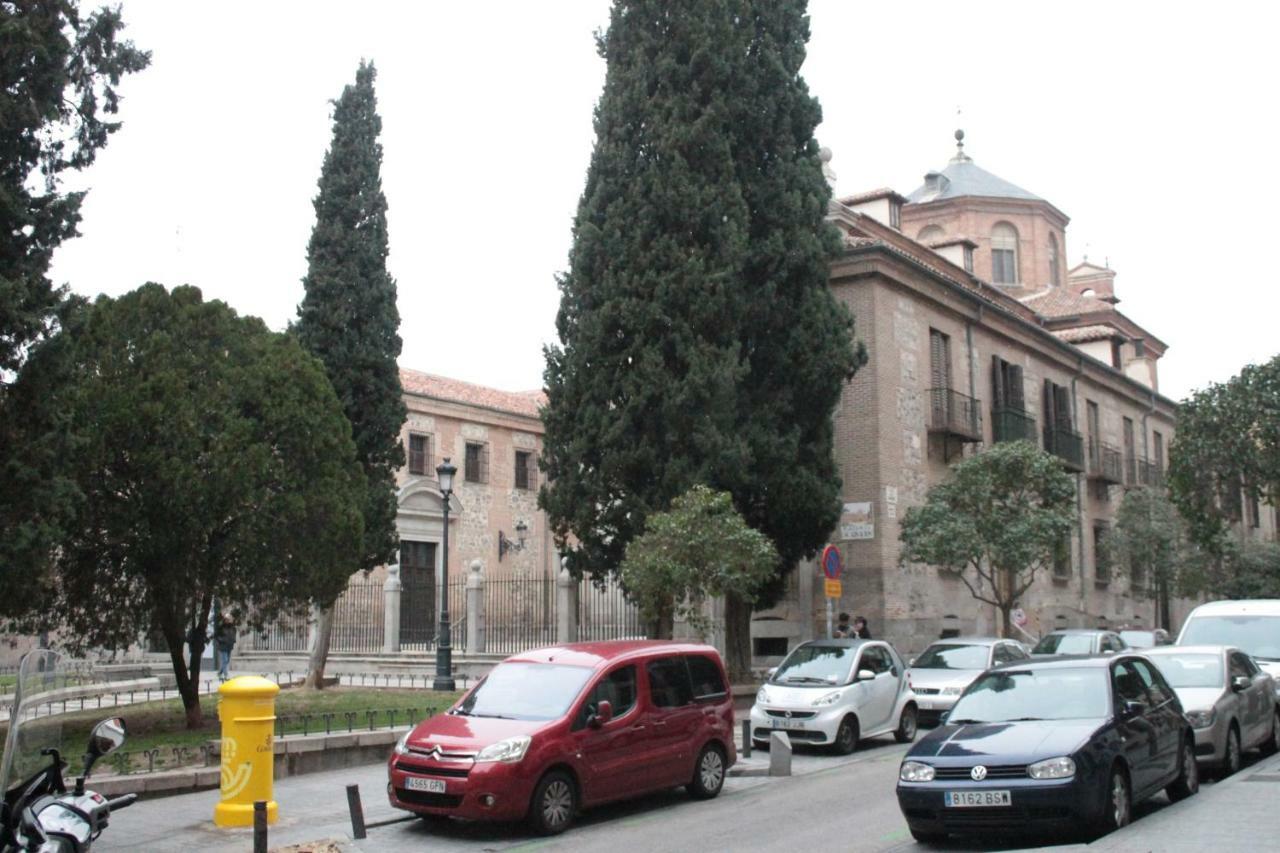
left=1137, top=458, right=1166, bottom=489
left=927, top=388, right=983, bottom=442
left=1043, top=425, right=1085, bottom=471
left=992, top=406, right=1038, bottom=444
left=1087, top=441, right=1124, bottom=484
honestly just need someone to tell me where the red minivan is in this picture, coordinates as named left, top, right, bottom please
left=387, top=640, right=736, bottom=834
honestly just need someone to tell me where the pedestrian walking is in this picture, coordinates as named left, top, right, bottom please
left=852, top=616, right=872, bottom=639
left=214, top=614, right=237, bottom=681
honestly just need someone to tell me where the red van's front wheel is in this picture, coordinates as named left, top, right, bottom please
left=528, top=770, right=577, bottom=835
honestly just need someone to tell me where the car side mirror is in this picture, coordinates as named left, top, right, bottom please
left=1120, top=700, right=1144, bottom=719
left=766, top=667, right=777, bottom=680
left=1231, top=675, right=1251, bottom=693
left=1102, top=649, right=1115, bottom=655
left=908, top=657, right=916, bottom=667
left=84, top=717, right=126, bottom=777
left=856, top=669, right=875, bottom=682
left=938, top=710, right=950, bottom=725
left=589, top=700, right=613, bottom=728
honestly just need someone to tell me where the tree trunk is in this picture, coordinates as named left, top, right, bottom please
left=305, top=605, right=334, bottom=689
left=1158, top=578, right=1171, bottom=631
left=649, top=603, right=674, bottom=640
left=723, top=591, right=752, bottom=685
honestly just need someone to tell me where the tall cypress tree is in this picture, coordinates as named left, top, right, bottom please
left=540, top=0, right=863, bottom=678
left=296, top=62, right=406, bottom=686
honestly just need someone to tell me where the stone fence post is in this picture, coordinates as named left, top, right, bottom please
left=383, top=563, right=401, bottom=654
left=556, top=559, right=579, bottom=645
left=466, top=560, right=485, bottom=653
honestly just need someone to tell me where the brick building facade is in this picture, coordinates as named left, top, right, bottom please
left=750, top=135, right=1279, bottom=660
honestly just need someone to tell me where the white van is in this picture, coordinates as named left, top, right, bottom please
left=1177, top=600, right=1280, bottom=692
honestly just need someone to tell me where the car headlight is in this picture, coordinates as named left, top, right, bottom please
left=1185, top=709, right=1216, bottom=729
left=757, top=687, right=771, bottom=704
left=1028, top=756, right=1076, bottom=780
left=394, top=730, right=411, bottom=755
left=899, top=761, right=936, bottom=782
left=812, top=690, right=843, bottom=707
left=475, top=735, right=532, bottom=764
left=941, top=686, right=963, bottom=696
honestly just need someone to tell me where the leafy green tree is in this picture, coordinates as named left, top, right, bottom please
left=0, top=0, right=149, bottom=375
left=619, top=486, right=778, bottom=640
left=540, top=0, right=861, bottom=680
left=295, top=61, right=406, bottom=688
left=1107, top=486, right=1191, bottom=630
left=899, top=441, right=1076, bottom=638
left=1169, top=354, right=1280, bottom=553
left=1, top=1, right=148, bottom=613
left=6, top=284, right=366, bottom=727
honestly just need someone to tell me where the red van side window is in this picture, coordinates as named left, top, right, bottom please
left=686, top=655, right=726, bottom=700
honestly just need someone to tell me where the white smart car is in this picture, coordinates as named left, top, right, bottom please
left=750, top=639, right=918, bottom=754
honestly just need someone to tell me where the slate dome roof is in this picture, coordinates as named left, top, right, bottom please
left=907, top=130, right=1043, bottom=204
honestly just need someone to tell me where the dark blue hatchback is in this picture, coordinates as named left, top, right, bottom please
left=896, top=654, right=1198, bottom=844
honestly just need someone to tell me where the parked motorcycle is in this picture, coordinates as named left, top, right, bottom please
left=1, top=651, right=136, bottom=852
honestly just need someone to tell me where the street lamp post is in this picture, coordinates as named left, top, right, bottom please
left=434, top=457, right=458, bottom=692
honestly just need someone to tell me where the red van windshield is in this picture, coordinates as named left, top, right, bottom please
left=456, top=662, right=594, bottom=721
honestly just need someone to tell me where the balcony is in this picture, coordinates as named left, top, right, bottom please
left=927, top=388, right=983, bottom=442
left=1087, top=441, right=1124, bottom=485
left=1137, top=458, right=1166, bottom=489
left=992, top=407, right=1038, bottom=444
left=1043, top=425, right=1085, bottom=472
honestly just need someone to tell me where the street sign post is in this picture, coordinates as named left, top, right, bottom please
left=820, top=546, right=843, bottom=638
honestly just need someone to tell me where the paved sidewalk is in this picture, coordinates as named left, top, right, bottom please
left=1087, top=750, right=1280, bottom=851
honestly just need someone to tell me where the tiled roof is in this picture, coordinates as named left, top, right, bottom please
left=907, top=160, right=1042, bottom=204
left=400, top=368, right=545, bottom=419
left=1019, top=287, right=1113, bottom=319
left=839, top=187, right=907, bottom=205
left=1052, top=324, right=1119, bottom=344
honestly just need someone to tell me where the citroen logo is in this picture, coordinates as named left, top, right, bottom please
left=971, top=765, right=988, bottom=781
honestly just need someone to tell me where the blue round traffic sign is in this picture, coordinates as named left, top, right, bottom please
left=821, top=545, right=843, bottom=580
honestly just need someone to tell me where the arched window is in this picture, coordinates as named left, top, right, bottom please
left=1048, top=233, right=1061, bottom=286
left=991, top=222, right=1019, bottom=284
left=917, top=225, right=945, bottom=245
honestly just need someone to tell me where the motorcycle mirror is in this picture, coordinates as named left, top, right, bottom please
left=88, top=718, right=127, bottom=759
left=81, top=717, right=127, bottom=784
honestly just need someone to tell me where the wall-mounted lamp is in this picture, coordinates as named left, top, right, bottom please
left=498, top=519, right=529, bottom=561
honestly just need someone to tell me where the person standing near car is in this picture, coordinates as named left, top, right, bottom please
left=834, top=612, right=853, bottom=638
left=853, top=616, right=872, bottom=639
left=214, top=614, right=237, bottom=681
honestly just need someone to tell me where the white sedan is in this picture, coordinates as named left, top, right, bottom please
left=906, top=637, right=1031, bottom=724
left=750, top=639, right=918, bottom=754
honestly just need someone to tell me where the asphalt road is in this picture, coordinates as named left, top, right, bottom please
left=98, top=732, right=1211, bottom=853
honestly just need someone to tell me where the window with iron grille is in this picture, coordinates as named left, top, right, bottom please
left=1093, top=522, right=1111, bottom=584
left=1122, top=417, right=1135, bottom=483
left=514, top=450, right=535, bottom=491
left=929, top=329, right=952, bottom=391
left=1053, top=534, right=1072, bottom=580
left=408, top=433, right=430, bottom=476
left=1153, top=431, right=1164, bottom=473
left=464, top=442, right=489, bottom=484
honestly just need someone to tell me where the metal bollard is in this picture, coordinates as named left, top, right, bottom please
left=253, top=800, right=268, bottom=853
left=768, top=731, right=792, bottom=777
left=741, top=719, right=752, bottom=759
left=346, top=784, right=367, bottom=840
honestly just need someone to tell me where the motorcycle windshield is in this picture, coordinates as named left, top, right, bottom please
left=0, top=650, right=94, bottom=794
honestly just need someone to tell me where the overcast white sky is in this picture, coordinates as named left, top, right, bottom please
left=48, top=0, right=1279, bottom=401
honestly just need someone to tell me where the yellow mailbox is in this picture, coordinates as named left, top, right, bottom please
left=214, top=675, right=279, bottom=827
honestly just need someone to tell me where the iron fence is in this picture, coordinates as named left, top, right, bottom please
left=485, top=577, right=557, bottom=655
left=578, top=577, right=645, bottom=642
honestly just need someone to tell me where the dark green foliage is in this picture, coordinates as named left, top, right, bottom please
left=1169, top=354, right=1280, bottom=554
left=5, top=284, right=366, bottom=725
left=619, top=486, right=779, bottom=638
left=540, top=0, right=862, bottom=623
left=295, top=61, right=406, bottom=578
left=0, top=0, right=149, bottom=374
left=899, top=441, right=1077, bottom=637
left=1107, top=486, right=1194, bottom=629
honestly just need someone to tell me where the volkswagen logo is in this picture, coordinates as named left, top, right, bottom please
left=784, top=710, right=793, bottom=719
left=970, top=765, right=988, bottom=781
